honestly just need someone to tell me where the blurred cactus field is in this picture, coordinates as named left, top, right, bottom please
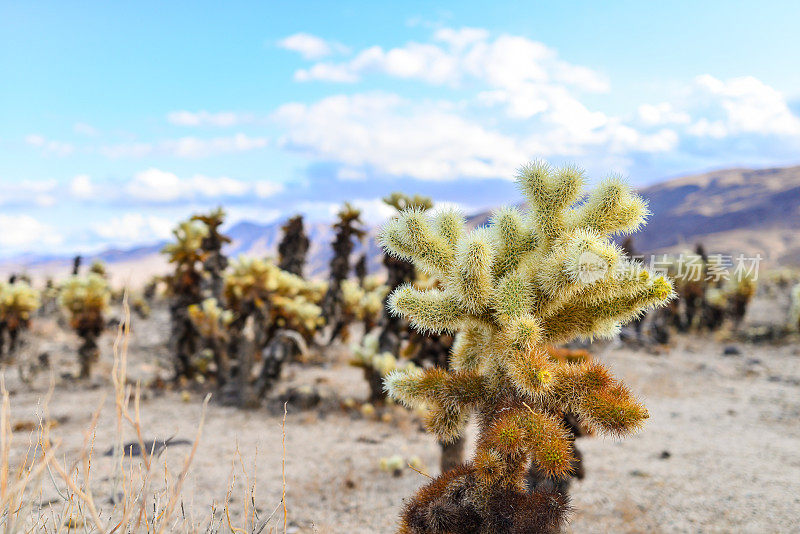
left=0, top=162, right=798, bottom=533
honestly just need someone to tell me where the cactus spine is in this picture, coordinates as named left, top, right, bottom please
left=380, top=162, right=673, bottom=533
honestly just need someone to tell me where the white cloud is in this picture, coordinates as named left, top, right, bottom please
left=167, top=110, right=252, bottom=127
left=100, top=133, right=268, bottom=158
left=126, top=168, right=183, bottom=202
left=687, top=75, right=800, bottom=138
left=292, top=28, right=610, bottom=100
left=125, top=168, right=283, bottom=203
left=637, top=103, right=691, bottom=126
left=99, top=142, right=153, bottom=158
left=165, top=134, right=268, bottom=158
left=0, top=215, right=62, bottom=249
left=272, top=89, right=678, bottom=182
left=0, top=179, right=59, bottom=207
left=295, top=63, right=359, bottom=83
left=254, top=181, right=285, bottom=198
left=70, top=174, right=94, bottom=199
left=278, top=33, right=348, bottom=60
left=282, top=28, right=800, bottom=178
left=24, top=134, right=74, bottom=156
left=273, top=93, right=527, bottom=181
left=92, top=213, right=174, bottom=244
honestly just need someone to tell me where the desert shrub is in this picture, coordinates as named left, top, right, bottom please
left=58, top=273, right=110, bottom=378
left=0, top=280, right=41, bottom=359
left=380, top=162, right=673, bottom=533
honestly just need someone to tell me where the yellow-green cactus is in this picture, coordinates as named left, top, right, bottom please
left=0, top=281, right=41, bottom=357
left=162, top=218, right=211, bottom=379
left=89, top=260, right=107, bottom=277
left=188, top=297, right=234, bottom=340
left=339, top=278, right=389, bottom=339
left=351, top=331, right=417, bottom=402
left=224, top=256, right=325, bottom=342
left=380, top=161, right=673, bottom=533
left=162, top=220, right=209, bottom=267
left=58, top=274, right=111, bottom=378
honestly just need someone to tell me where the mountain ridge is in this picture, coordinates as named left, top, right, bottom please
left=2, top=164, right=799, bottom=286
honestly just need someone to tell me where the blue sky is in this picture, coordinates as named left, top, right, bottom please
left=2, top=1, right=800, bottom=256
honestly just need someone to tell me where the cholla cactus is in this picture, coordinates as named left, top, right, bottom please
left=525, top=346, right=592, bottom=496
left=383, top=192, right=434, bottom=213
left=726, top=272, right=756, bottom=329
left=705, top=272, right=758, bottom=331
left=89, top=260, right=107, bottom=278
left=58, top=274, right=110, bottom=378
left=380, top=162, right=673, bottom=533
left=162, top=219, right=209, bottom=379
left=188, top=297, right=234, bottom=378
left=224, top=257, right=325, bottom=339
left=0, top=281, right=41, bottom=359
left=278, top=215, right=310, bottom=277
left=351, top=331, right=417, bottom=402
left=192, top=208, right=231, bottom=302
left=322, top=203, right=366, bottom=340
left=335, top=278, right=388, bottom=341
left=218, top=257, right=324, bottom=406
left=379, top=193, right=433, bottom=354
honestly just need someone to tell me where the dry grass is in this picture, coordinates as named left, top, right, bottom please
left=0, top=294, right=287, bottom=533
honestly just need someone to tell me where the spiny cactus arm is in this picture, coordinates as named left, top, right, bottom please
left=517, top=161, right=586, bottom=248
left=424, top=403, right=471, bottom=443
left=380, top=209, right=455, bottom=277
left=449, top=320, right=492, bottom=371
left=572, top=175, right=650, bottom=236
left=448, top=228, right=494, bottom=315
left=387, top=284, right=464, bottom=334
left=482, top=407, right=574, bottom=479
left=384, top=367, right=487, bottom=410
left=576, top=382, right=648, bottom=436
left=432, top=208, right=465, bottom=248
left=541, top=274, right=673, bottom=342
left=383, top=192, right=434, bottom=212
left=547, top=361, right=648, bottom=436
left=489, top=207, right=537, bottom=278
left=533, top=229, right=622, bottom=305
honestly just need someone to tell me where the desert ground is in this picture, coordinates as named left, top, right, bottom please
left=2, top=299, right=799, bottom=534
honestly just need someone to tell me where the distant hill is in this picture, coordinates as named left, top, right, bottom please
left=2, top=164, right=799, bottom=287
left=0, top=219, right=383, bottom=287
left=632, top=165, right=800, bottom=264
left=469, top=165, right=800, bottom=266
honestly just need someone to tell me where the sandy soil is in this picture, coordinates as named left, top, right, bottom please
left=2, top=304, right=800, bottom=533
